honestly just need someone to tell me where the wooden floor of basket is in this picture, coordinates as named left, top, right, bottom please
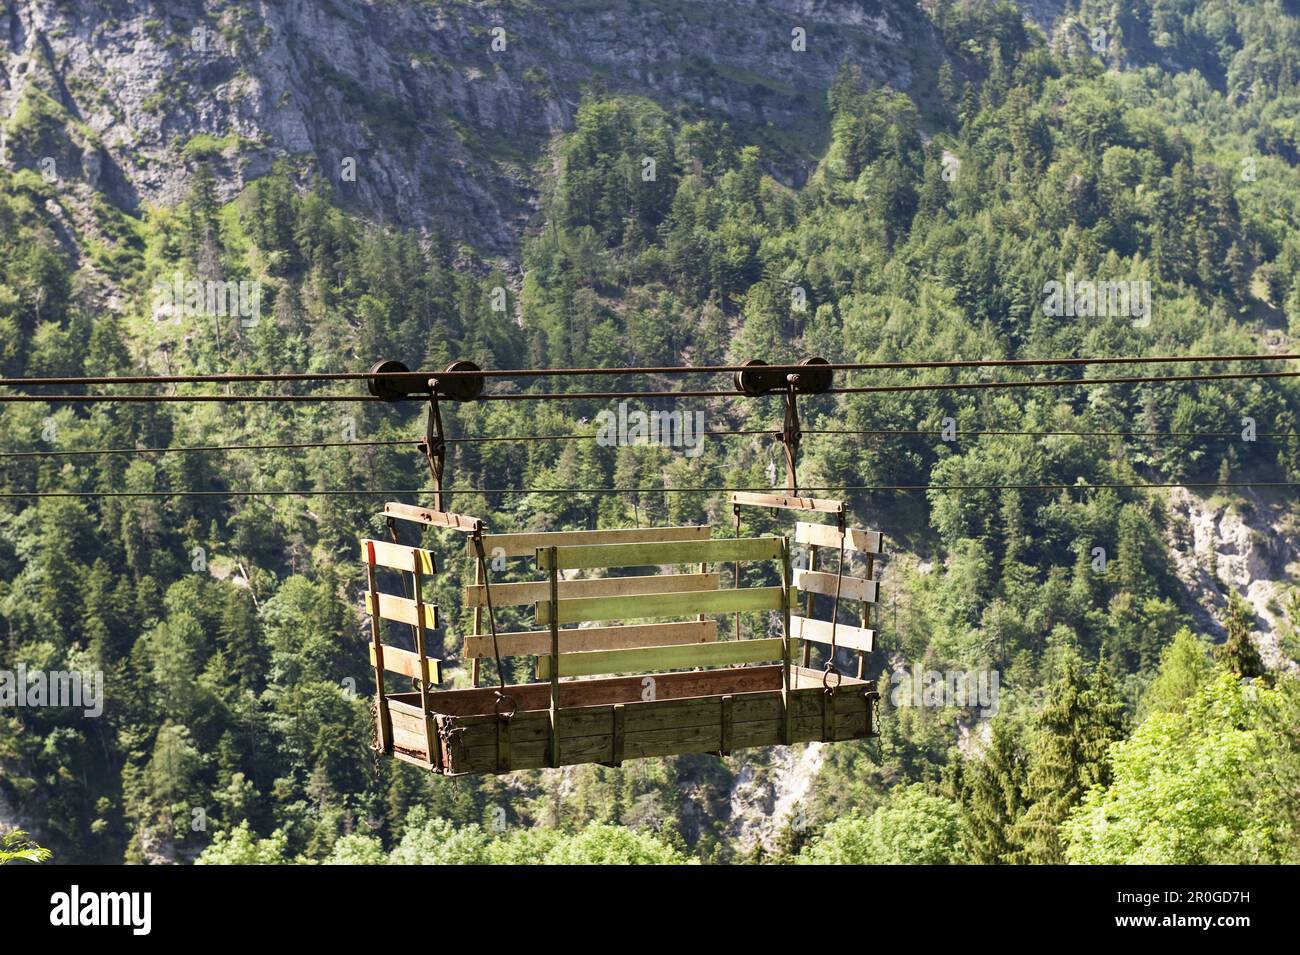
left=382, top=665, right=879, bottom=775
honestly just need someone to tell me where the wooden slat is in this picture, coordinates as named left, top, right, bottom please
left=364, top=592, right=440, bottom=628
left=538, top=536, right=782, bottom=570
left=383, top=501, right=481, bottom=532
left=537, top=636, right=786, bottom=678
left=730, top=491, right=845, bottom=514
left=537, top=586, right=787, bottom=624
left=474, top=524, right=710, bottom=558
left=790, top=614, right=875, bottom=653
left=464, top=572, right=720, bottom=609
left=361, top=538, right=435, bottom=574
left=370, top=644, right=442, bottom=683
left=794, top=521, right=883, bottom=554
left=463, top=620, right=717, bottom=658
left=390, top=722, right=432, bottom=758
left=387, top=665, right=787, bottom=715
left=793, top=569, right=879, bottom=603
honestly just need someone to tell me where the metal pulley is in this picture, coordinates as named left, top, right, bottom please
left=734, top=357, right=833, bottom=493
left=366, top=359, right=485, bottom=403
left=367, top=359, right=486, bottom=511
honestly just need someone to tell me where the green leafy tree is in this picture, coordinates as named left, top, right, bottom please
left=1064, top=673, right=1281, bottom=863
left=798, top=785, right=967, bottom=865
left=1139, top=627, right=1213, bottom=718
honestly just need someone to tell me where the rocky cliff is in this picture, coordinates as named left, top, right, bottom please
left=2, top=0, right=945, bottom=257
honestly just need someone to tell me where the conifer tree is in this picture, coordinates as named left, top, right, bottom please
left=961, top=718, right=1028, bottom=864
left=1010, top=656, right=1126, bottom=863
left=1215, top=593, right=1265, bottom=679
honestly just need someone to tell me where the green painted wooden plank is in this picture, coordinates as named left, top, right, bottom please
left=537, top=586, right=787, bottom=624
left=536, top=637, right=786, bottom=678
left=537, top=536, right=782, bottom=570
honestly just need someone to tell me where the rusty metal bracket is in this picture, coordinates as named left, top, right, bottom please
left=418, top=385, right=448, bottom=511
left=369, top=358, right=485, bottom=511
left=781, top=383, right=801, bottom=494
left=734, top=357, right=832, bottom=495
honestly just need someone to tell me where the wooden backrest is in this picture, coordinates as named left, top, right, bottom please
left=362, top=539, right=442, bottom=683
left=533, top=535, right=790, bottom=678
left=461, top=525, right=723, bottom=667
left=789, top=521, right=884, bottom=654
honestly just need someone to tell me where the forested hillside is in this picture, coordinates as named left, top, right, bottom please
left=3, top=0, right=1300, bottom=864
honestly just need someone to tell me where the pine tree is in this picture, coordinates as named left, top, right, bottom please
left=1215, top=593, right=1265, bottom=679
left=1010, top=656, right=1126, bottom=863
left=962, top=718, right=1028, bottom=864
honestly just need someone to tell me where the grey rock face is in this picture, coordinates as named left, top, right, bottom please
left=1, top=0, right=942, bottom=255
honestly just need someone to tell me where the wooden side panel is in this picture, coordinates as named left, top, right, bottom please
left=536, top=636, right=786, bottom=678
left=370, top=644, right=441, bottom=683
left=730, top=491, right=845, bottom=514
left=438, top=685, right=874, bottom=775
left=463, top=620, right=717, bottom=659
left=361, top=539, right=435, bottom=574
left=793, top=569, right=879, bottom=603
left=388, top=707, right=433, bottom=759
left=464, top=572, right=719, bottom=609
left=364, top=592, right=440, bottom=628
left=794, top=522, right=883, bottom=554
left=790, top=614, right=875, bottom=653
left=475, top=524, right=710, bottom=558
left=536, top=586, right=787, bottom=625
left=539, top=536, right=782, bottom=570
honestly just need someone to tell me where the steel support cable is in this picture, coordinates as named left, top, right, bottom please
left=5, top=367, right=1299, bottom=403
left=0, top=351, right=1295, bottom=387
left=2, top=426, right=1292, bottom=461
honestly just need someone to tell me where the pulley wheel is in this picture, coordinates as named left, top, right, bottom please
left=734, top=359, right=784, bottom=396
left=367, top=359, right=413, bottom=403
left=792, top=356, right=833, bottom=394
left=436, top=360, right=485, bottom=402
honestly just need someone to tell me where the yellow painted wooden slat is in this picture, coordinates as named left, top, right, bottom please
left=464, top=572, right=720, bottom=609
left=536, top=637, right=786, bottom=678
left=730, top=491, right=845, bottom=514
left=463, top=620, right=718, bottom=658
left=474, top=524, right=710, bottom=558
left=794, top=522, right=883, bottom=554
left=538, top=536, right=782, bottom=570
left=361, top=539, right=436, bottom=574
left=793, top=569, right=879, bottom=604
left=369, top=644, right=441, bottom=683
left=364, top=592, right=440, bottom=629
left=536, top=586, right=787, bottom=625
left=790, top=614, right=875, bottom=653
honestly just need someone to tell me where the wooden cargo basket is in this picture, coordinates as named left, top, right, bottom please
left=366, top=504, right=883, bottom=776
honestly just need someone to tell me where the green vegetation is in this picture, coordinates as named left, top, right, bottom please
left=2, top=0, right=1300, bottom=864
left=0, top=828, right=52, bottom=864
